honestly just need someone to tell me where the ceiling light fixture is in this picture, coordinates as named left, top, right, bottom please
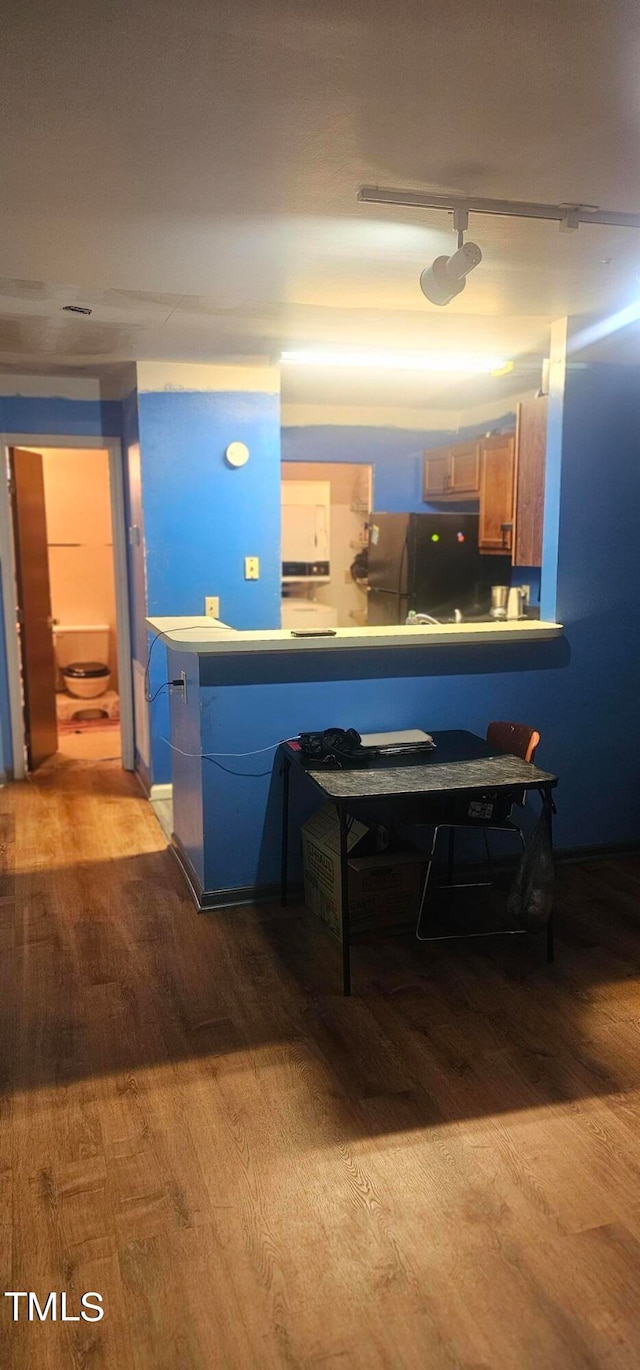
left=358, top=186, right=640, bottom=307
left=280, top=349, right=507, bottom=374
left=419, top=207, right=482, bottom=306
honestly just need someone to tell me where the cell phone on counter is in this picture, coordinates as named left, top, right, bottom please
left=290, top=628, right=337, bottom=637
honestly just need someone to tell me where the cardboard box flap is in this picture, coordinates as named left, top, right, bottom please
left=302, top=804, right=368, bottom=855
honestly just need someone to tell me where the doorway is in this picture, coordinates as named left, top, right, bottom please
left=0, top=435, right=134, bottom=779
left=281, top=462, right=373, bottom=627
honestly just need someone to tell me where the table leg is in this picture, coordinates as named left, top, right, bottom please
left=543, top=783, right=555, bottom=964
left=339, top=805, right=351, bottom=996
left=447, top=827, right=456, bottom=885
left=280, top=757, right=291, bottom=908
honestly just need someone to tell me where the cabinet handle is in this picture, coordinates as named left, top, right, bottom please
left=501, top=521, right=513, bottom=550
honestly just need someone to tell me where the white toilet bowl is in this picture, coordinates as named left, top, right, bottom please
left=53, top=624, right=111, bottom=699
left=62, top=662, right=111, bottom=699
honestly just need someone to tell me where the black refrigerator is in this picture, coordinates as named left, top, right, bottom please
left=367, top=512, right=509, bottom=625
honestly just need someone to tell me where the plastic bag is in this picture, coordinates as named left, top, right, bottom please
left=506, top=808, right=554, bottom=932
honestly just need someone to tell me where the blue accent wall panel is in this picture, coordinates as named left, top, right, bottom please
left=138, top=388, right=281, bottom=782
left=0, top=396, right=122, bottom=437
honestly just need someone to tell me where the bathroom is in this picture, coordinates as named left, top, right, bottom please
left=18, top=446, right=121, bottom=764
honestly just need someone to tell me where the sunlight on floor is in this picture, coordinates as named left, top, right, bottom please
left=57, top=722, right=121, bottom=762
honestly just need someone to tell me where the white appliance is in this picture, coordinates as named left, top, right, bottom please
left=53, top=624, right=111, bottom=699
left=281, top=598, right=338, bottom=631
left=282, top=480, right=331, bottom=582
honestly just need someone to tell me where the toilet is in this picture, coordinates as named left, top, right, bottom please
left=53, top=624, right=111, bottom=699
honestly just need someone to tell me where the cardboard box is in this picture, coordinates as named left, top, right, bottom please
left=302, top=804, right=425, bottom=941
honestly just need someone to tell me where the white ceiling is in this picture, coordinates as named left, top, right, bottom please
left=2, top=0, right=640, bottom=395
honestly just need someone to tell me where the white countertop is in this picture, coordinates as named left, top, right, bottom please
left=147, top=615, right=563, bottom=655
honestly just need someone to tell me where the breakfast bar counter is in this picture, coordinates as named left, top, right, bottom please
left=148, top=614, right=563, bottom=655
left=147, top=614, right=565, bottom=914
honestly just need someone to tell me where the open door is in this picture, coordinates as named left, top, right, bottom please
left=9, top=448, right=58, bottom=770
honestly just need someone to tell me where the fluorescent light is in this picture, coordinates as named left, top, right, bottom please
left=280, top=348, right=508, bottom=374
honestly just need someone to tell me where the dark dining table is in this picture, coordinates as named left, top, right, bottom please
left=279, top=729, right=558, bottom=995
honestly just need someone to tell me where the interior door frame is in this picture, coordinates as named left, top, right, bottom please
left=0, top=433, right=135, bottom=779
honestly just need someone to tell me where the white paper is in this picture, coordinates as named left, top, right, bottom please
left=359, top=729, right=433, bottom=747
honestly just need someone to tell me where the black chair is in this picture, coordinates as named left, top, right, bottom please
left=416, top=721, right=541, bottom=942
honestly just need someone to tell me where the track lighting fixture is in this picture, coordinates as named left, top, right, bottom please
left=358, top=185, right=640, bottom=308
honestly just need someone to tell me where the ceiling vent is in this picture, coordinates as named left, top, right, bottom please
left=62, top=304, right=92, bottom=316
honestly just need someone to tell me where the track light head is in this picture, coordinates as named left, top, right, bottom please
left=420, top=241, right=482, bottom=306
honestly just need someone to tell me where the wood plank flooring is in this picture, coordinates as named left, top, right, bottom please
left=2, top=755, right=640, bottom=1367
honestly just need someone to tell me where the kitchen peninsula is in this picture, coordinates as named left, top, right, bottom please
left=148, top=614, right=563, bottom=911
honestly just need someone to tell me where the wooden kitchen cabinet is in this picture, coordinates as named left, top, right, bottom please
left=513, top=395, right=547, bottom=566
left=478, top=433, right=516, bottom=554
left=423, top=448, right=449, bottom=496
left=423, top=441, right=481, bottom=499
left=448, top=441, right=481, bottom=495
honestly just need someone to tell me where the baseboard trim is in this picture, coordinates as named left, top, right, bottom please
left=150, top=782, right=173, bottom=803
left=134, top=754, right=151, bottom=797
left=170, top=837, right=293, bottom=912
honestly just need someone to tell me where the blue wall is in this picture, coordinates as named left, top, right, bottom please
left=0, top=395, right=121, bottom=438
left=136, top=388, right=281, bottom=784
left=170, top=363, right=640, bottom=895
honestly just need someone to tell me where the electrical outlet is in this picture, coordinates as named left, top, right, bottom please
left=171, top=670, right=187, bottom=702
left=205, top=596, right=220, bottom=619
left=244, top=556, right=260, bottom=580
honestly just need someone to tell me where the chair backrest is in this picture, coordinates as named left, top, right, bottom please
left=487, top=720, right=540, bottom=764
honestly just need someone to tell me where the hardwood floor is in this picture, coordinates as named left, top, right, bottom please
left=3, top=756, right=640, bottom=1367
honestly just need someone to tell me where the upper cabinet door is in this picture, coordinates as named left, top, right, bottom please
left=478, top=434, right=516, bottom=554
left=448, top=442, right=481, bottom=496
left=423, top=448, right=449, bottom=497
left=513, top=396, right=547, bottom=567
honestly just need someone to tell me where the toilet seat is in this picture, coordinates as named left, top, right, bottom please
left=64, top=661, right=110, bottom=679
left=62, top=660, right=111, bottom=700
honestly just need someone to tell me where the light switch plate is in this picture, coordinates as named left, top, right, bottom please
left=244, top=556, right=260, bottom=580
left=205, top=596, right=220, bottom=619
